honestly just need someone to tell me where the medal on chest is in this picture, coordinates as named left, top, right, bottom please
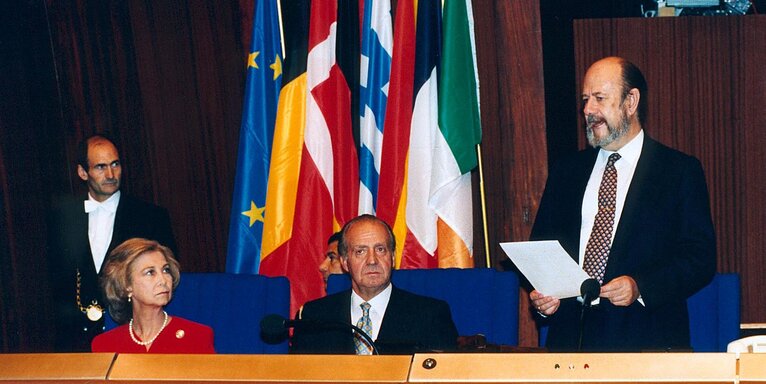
left=85, top=301, right=104, bottom=321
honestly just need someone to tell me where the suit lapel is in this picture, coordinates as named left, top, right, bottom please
left=71, top=196, right=97, bottom=275
left=107, top=195, right=126, bottom=255
left=341, top=290, right=353, bottom=324
left=376, top=286, right=402, bottom=341
left=342, top=291, right=357, bottom=353
left=567, top=150, right=599, bottom=263
left=72, top=196, right=103, bottom=303
left=609, top=137, right=662, bottom=270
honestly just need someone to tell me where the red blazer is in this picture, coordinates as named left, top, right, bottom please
left=91, top=316, right=215, bottom=353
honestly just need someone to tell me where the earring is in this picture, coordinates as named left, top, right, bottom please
left=127, top=292, right=132, bottom=303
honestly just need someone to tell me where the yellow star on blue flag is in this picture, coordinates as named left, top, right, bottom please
left=270, top=55, right=282, bottom=80
left=248, top=51, right=260, bottom=69
left=242, top=201, right=265, bottom=227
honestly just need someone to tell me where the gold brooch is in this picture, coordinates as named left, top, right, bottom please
left=176, top=329, right=185, bottom=339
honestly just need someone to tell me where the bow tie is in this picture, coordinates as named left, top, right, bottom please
left=84, top=200, right=117, bottom=213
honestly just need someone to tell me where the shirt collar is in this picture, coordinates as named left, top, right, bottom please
left=598, top=129, right=644, bottom=167
left=351, top=283, right=393, bottom=311
left=84, top=190, right=121, bottom=213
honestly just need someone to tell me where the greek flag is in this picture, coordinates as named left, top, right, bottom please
left=358, top=0, right=393, bottom=214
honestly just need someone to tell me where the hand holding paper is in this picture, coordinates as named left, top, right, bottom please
left=500, top=240, right=591, bottom=299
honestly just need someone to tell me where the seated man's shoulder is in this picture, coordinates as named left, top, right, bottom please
left=300, top=291, right=348, bottom=317
left=309, top=290, right=347, bottom=304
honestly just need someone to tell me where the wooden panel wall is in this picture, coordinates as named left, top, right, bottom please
left=0, top=0, right=251, bottom=351
left=45, top=0, right=248, bottom=273
left=473, top=0, right=547, bottom=347
left=573, top=16, right=766, bottom=323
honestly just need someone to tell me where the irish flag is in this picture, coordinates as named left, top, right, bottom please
left=433, top=0, right=482, bottom=267
left=378, top=0, right=481, bottom=269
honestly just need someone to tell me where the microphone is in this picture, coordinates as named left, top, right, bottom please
left=578, top=278, right=601, bottom=351
left=259, top=314, right=379, bottom=355
left=260, top=313, right=292, bottom=340
left=580, top=278, right=600, bottom=308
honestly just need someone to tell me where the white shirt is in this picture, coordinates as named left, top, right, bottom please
left=577, top=131, right=645, bottom=306
left=578, top=130, right=644, bottom=267
left=350, top=283, right=392, bottom=341
left=84, top=191, right=120, bottom=272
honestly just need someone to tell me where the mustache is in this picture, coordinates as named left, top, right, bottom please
left=362, top=265, right=382, bottom=273
left=586, top=114, right=604, bottom=127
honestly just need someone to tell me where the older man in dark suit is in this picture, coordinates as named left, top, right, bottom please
left=290, top=214, right=458, bottom=354
left=529, top=57, right=716, bottom=351
left=48, top=134, right=177, bottom=351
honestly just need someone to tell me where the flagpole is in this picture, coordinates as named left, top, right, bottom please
left=276, top=0, right=285, bottom=59
left=476, top=143, right=491, bottom=268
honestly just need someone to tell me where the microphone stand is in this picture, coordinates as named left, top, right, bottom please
left=577, top=278, right=600, bottom=351
left=262, top=315, right=380, bottom=355
left=346, top=322, right=380, bottom=355
left=292, top=319, right=379, bottom=355
left=578, top=301, right=588, bottom=351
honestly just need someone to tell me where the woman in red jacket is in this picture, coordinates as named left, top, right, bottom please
left=91, top=238, right=214, bottom=353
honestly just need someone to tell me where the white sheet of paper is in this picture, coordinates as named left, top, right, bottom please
left=500, top=240, right=591, bottom=299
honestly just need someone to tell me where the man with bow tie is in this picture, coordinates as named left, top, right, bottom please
left=48, top=134, right=177, bottom=351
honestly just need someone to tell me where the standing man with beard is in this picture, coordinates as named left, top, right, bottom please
left=528, top=57, right=716, bottom=351
left=48, top=134, right=177, bottom=351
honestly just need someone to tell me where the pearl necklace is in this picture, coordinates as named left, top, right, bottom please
left=129, top=311, right=169, bottom=346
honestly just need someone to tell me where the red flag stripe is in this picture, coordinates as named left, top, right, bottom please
left=376, top=0, right=416, bottom=227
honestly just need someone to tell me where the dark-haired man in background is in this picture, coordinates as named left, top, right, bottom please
left=529, top=57, right=716, bottom=351
left=291, top=214, right=458, bottom=354
left=318, top=231, right=344, bottom=293
left=48, top=134, right=177, bottom=351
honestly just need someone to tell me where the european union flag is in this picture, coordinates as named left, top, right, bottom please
left=226, top=0, right=282, bottom=274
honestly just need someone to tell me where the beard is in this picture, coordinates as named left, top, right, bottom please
left=585, top=109, right=630, bottom=149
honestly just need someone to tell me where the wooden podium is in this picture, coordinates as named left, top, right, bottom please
left=107, top=354, right=412, bottom=383
left=738, top=354, right=766, bottom=384
left=0, top=353, right=114, bottom=382
left=408, top=353, right=738, bottom=384
left=3, top=352, right=762, bottom=383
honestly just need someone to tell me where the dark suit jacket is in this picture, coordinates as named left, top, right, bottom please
left=289, top=286, right=459, bottom=354
left=47, top=193, right=176, bottom=351
left=531, top=136, right=716, bottom=351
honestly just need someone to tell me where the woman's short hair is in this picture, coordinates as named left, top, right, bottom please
left=101, top=238, right=181, bottom=324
